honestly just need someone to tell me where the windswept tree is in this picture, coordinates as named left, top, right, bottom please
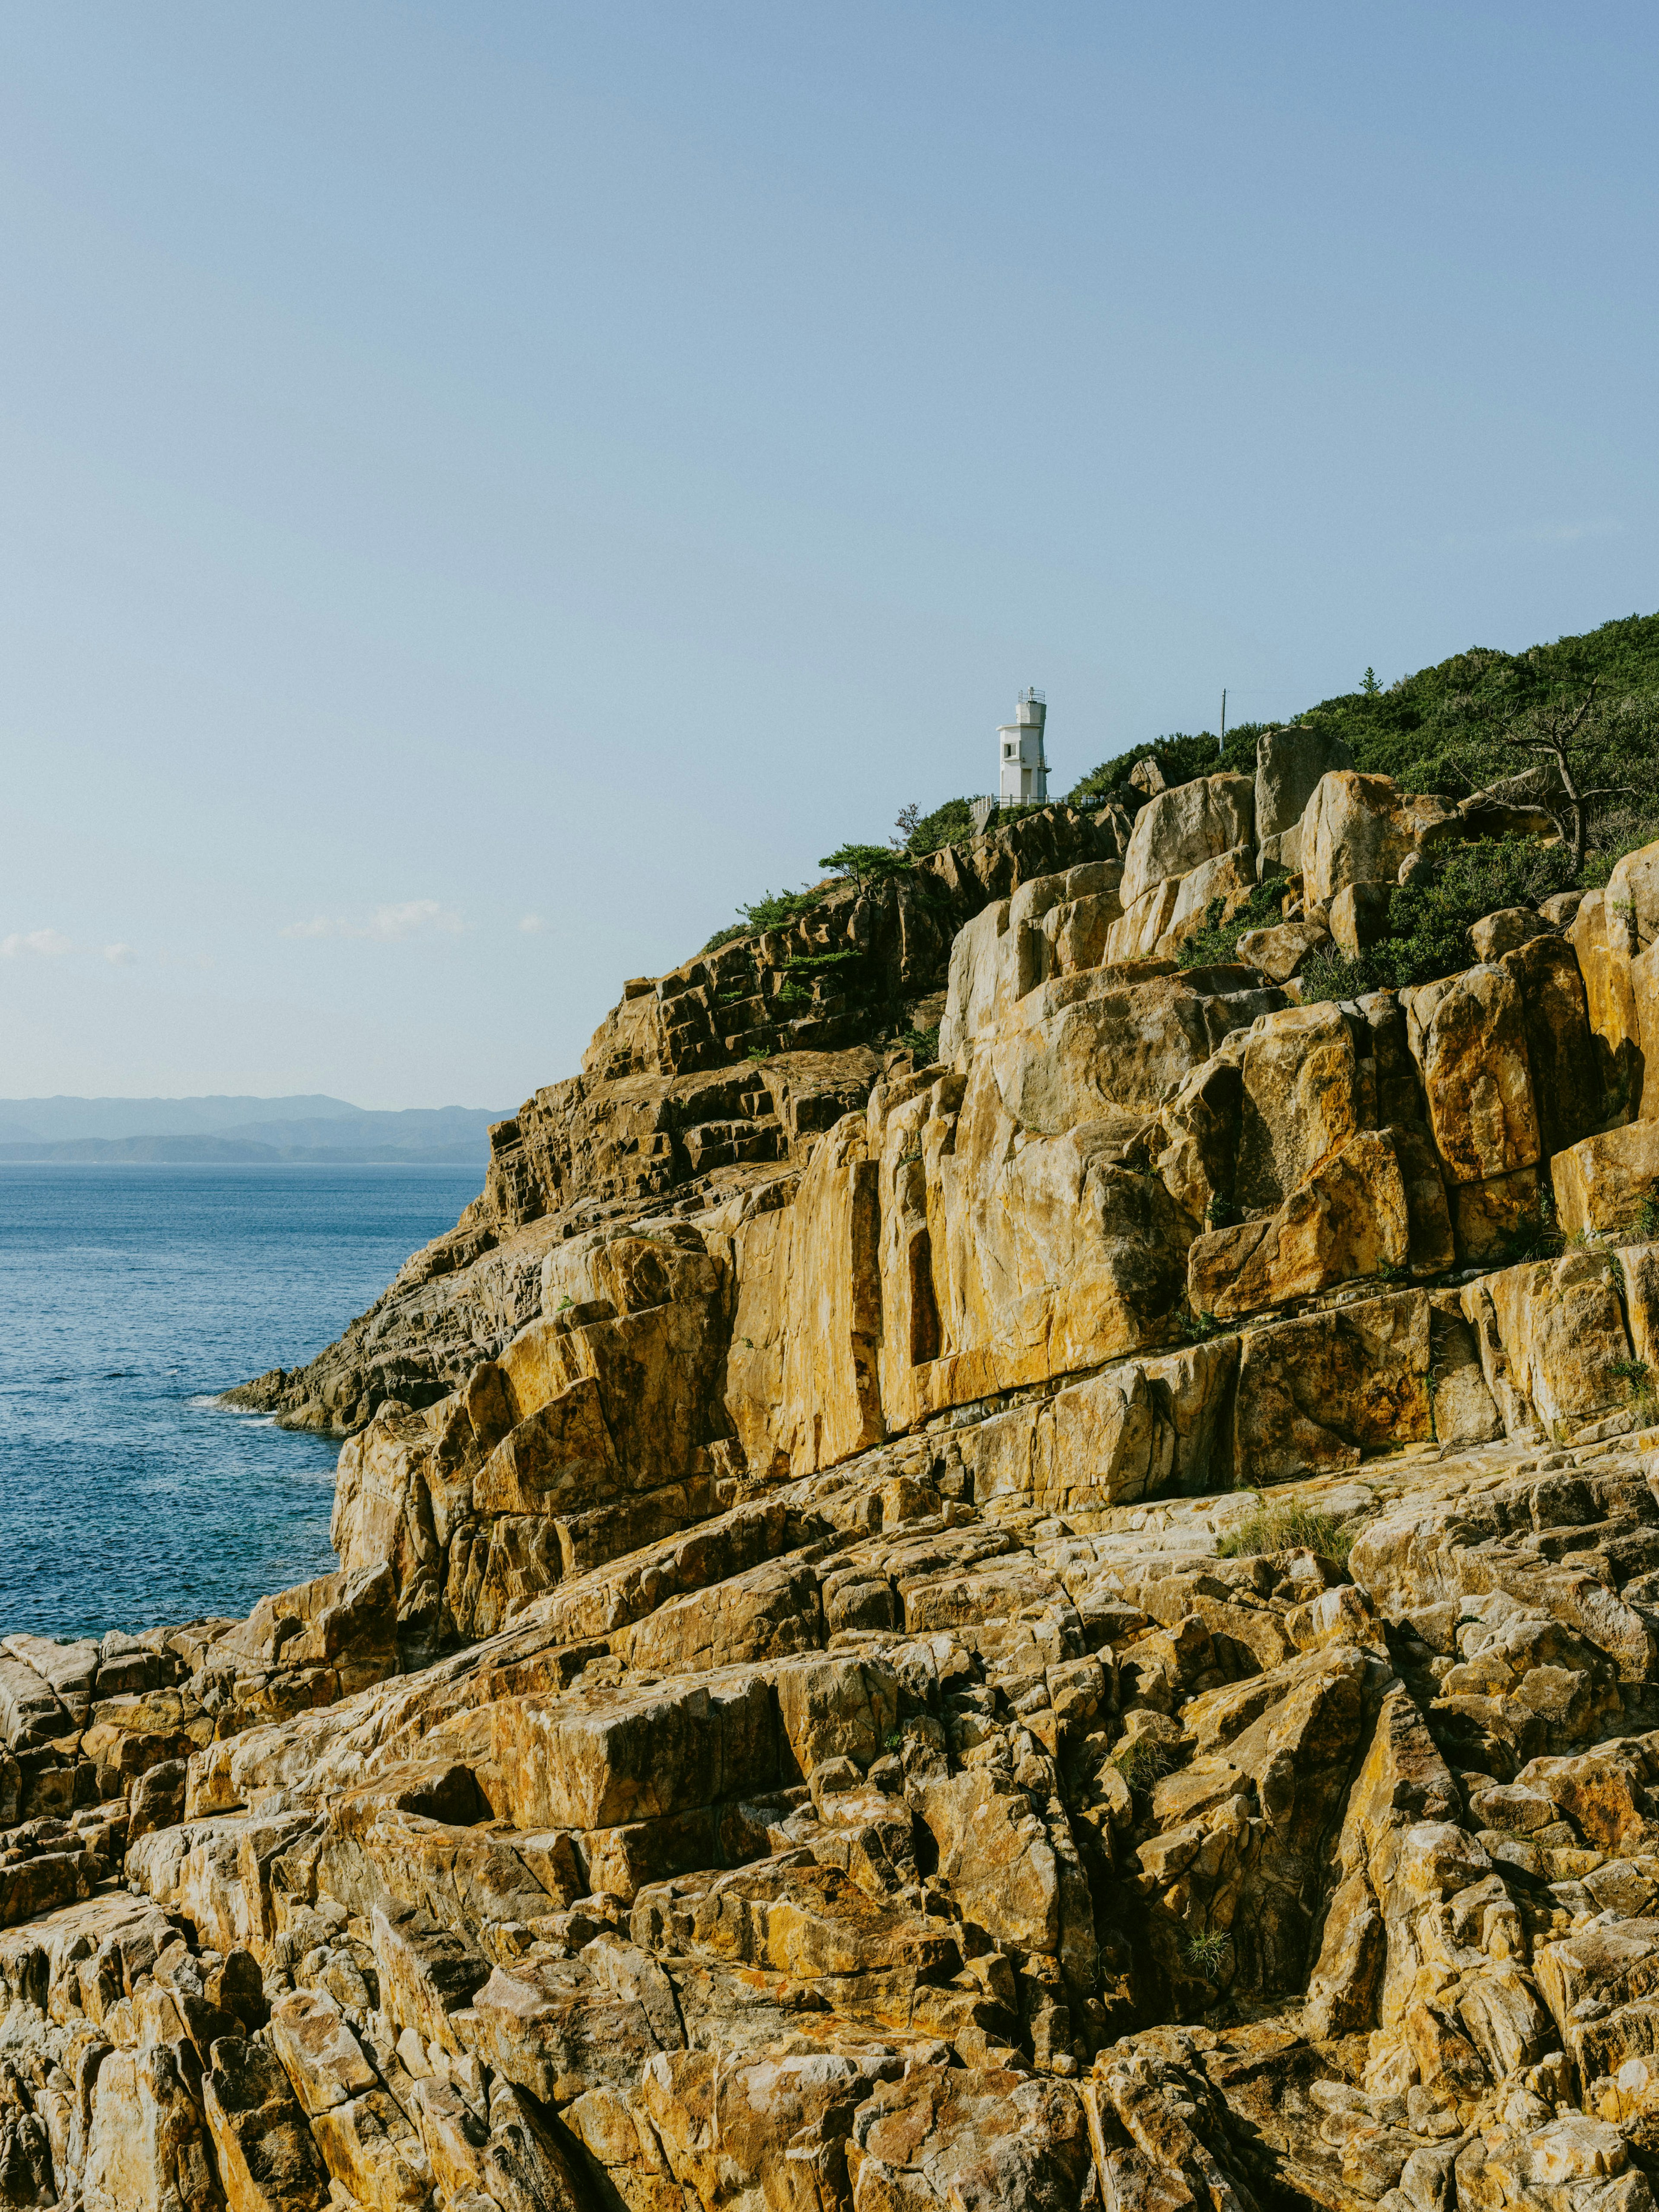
left=818, top=841, right=910, bottom=888
left=1453, top=672, right=1656, bottom=874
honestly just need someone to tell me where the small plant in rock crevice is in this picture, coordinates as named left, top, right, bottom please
left=1217, top=1497, right=1355, bottom=1570
left=1612, top=1357, right=1658, bottom=1426
left=1110, top=1735, right=1173, bottom=1800
left=1181, top=1928, right=1232, bottom=1985
left=1173, top=1306, right=1224, bottom=1344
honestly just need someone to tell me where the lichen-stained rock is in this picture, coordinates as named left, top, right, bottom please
left=1305, top=1680, right=1462, bottom=2038
left=1235, top=1002, right=1360, bottom=1212
left=1157, top=845, right=1260, bottom=957
left=488, top=1666, right=778, bottom=1834
left=1554, top=1119, right=1659, bottom=1239
left=1535, top=1912, right=1659, bottom=2081
left=1426, top=1294, right=1504, bottom=1445
left=470, top=1377, right=620, bottom=1522
left=1104, top=877, right=1182, bottom=964
left=1187, top=1128, right=1411, bottom=1320
left=1464, top=1253, right=1636, bottom=1437
left=201, top=2036, right=331, bottom=2212
left=1499, top=931, right=1606, bottom=1160
left=1234, top=915, right=1333, bottom=983
left=1119, top=773, right=1255, bottom=909
left=918, top=1767, right=1059, bottom=1956
left=82, top=2038, right=222, bottom=2212
left=1394, top=1125, right=1458, bottom=1276
left=723, top=1115, right=883, bottom=1479
left=1234, top=1290, right=1433, bottom=1482
left=468, top=1950, right=680, bottom=2108
left=1449, top=1162, right=1544, bottom=1264
left=1404, top=965, right=1542, bottom=1187
left=1471, top=906, right=1550, bottom=962
left=0, top=1657, right=69, bottom=1751
left=1570, top=885, right=1646, bottom=1119
left=1302, top=770, right=1459, bottom=904
left=987, top=966, right=1262, bottom=1131
left=896, top=1034, right=1194, bottom=1418
left=938, top=898, right=1012, bottom=1063
left=1606, top=839, right=1659, bottom=953
left=1256, top=725, right=1355, bottom=852
left=849, top=2066, right=1092, bottom=2212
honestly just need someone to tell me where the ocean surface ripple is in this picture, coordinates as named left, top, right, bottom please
left=0, top=1163, right=480, bottom=1640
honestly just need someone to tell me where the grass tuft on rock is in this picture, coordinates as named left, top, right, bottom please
left=1216, top=1496, right=1355, bottom=1570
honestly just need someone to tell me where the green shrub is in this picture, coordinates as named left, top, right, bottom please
left=906, top=797, right=976, bottom=854
left=1217, top=1496, right=1354, bottom=1569
left=900, top=1025, right=941, bottom=1060
left=1297, top=837, right=1579, bottom=1004
left=1176, top=884, right=1284, bottom=969
left=1296, top=946, right=1383, bottom=1006
left=704, top=884, right=829, bottom=951
left=1069, top=725, right=1264, bottom=807
left=819, top=842, right=911, bottom=888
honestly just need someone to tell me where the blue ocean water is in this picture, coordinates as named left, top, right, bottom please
left=0, top=1165, right=481, bottom=1642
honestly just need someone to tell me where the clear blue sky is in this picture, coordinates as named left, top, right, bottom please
left=3, top=3, right=1654, bottom=1107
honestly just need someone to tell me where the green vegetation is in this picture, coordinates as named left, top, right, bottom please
left=710, top=610, right=1659, bottom=955
left=1111, top=1734, right=1173, bottom=1798
left=900, top=1024, right=941, bottom=1060
left=1069, top=725, right=1268, bottom=807
left=1217, top=1496, right=1355, bottom=1569
left=1071, top=612, right=1659, bottom=878
left=703, top=883, right=832, bottom=953
left=904, top=797, right=976, bottom=854
left=1181, top=1928, right=1232, bottom=1984
left=818, top=842, right=911, bottom=888
left=1613, top=1357, right=1657, bottom=1426
left=1291, top=835, right=1580, bottom=1004
left=1175, top=883, right=1284, bottom=970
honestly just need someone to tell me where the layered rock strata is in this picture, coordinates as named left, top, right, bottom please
left=10, top=737, right=1659, bottom=2209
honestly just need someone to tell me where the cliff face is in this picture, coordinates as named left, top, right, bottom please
left=228, top=804, right=1128, bottom=1438
left=12, top=748, right=1659, bottom=2212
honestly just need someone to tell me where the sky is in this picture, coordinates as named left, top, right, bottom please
left=2, top=3, right=1655, bottom=1109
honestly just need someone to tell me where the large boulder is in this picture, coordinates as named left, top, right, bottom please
left=1499, top=932, right=1605, bottom=1160
left=1187, top=1128, right=1411, bottom=1320
left=1403, top=966, right=1541, bottom=1187
left=1234, top=1289, right=1433, bottom=1481
left=1255, top=725, right=1354, bottom=857
left=1120, top=774, right=1255, bottom=908
left=1460, top=1252, right=1636, bottom=1437
left=1553, top=1119, right=1659, bottom=1238
left=1303, top=771, right=1459, bottom=904
left=1236, top=1002, right=1360, bottom=1211
left=1569, top=887, right=1646, bottom=1119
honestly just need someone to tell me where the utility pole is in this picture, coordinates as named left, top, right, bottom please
left=1219, top=689, right=1227, bottom=757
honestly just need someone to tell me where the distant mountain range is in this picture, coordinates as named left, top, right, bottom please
left=0, top=1094, right=510, bottom=1165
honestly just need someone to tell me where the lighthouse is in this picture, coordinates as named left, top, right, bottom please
left=998, top=689, right=1048, bottom=805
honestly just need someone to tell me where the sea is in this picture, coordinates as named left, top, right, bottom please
left=0, top=1164, right=482, bottom=1643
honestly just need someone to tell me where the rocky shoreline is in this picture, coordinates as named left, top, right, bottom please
left=9, top=745, right=1659, bottom=2212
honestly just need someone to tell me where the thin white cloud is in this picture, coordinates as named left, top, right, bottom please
left=1440, top=517, right=1624, bottom=552
left=518, top=914, right=545, bottom=934
left=282, top=899, right=466, bottom=943
left=1, top=927, right=77, bottom=958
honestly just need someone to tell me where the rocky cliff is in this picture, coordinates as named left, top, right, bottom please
left=11, top=744, right=1659, bottom=2212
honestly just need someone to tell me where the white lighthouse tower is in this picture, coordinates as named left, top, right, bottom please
left=998, top=688, right=1048, bottom=805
